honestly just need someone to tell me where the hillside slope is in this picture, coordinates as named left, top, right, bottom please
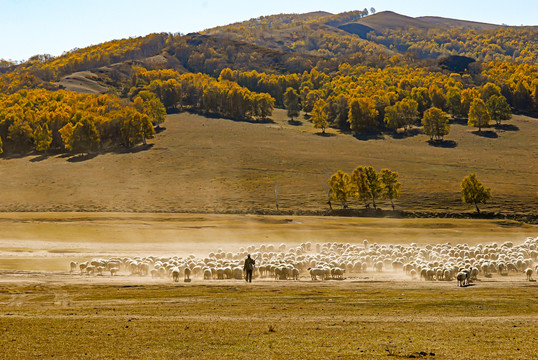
left=0, top=111, right=536, bottom=214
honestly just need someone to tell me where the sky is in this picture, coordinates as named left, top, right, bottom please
left=1, top=0, right=537, bottom=61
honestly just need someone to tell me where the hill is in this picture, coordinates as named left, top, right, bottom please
left=339, top=11, right=438, bottom=37
left=0, top=110, right=536, bottom=214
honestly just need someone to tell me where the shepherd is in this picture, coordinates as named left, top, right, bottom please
left=244, top=254, right=255, bottom=283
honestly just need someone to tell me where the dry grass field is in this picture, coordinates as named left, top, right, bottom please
left=0, top=109, right=536, bottom=214
left=1, top=108, right=537, bottom=359
left=0, top=213, right=536, bottom=359
left=0, top=274, right=536, bottom=359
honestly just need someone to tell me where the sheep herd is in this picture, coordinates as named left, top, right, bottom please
left=69, top=236, right=538, bottom=286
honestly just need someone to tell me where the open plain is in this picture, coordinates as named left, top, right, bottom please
left=0, top=213, right=537, bottom=359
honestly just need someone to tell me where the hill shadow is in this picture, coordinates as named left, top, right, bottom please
left=353, top=132, right=384, bottom=141
left=288, top=119, right=302, bottom=126
left=315, top=132, right=336, bottom=137
left=67, top=153, right=98, bottom=162
left=495, top=124, right=519, bottom=131
left=472, top=130, right=498, bottom=138
left=427, top=139, right=458, bottom=148
left=390, top=128, right=422, bottom=139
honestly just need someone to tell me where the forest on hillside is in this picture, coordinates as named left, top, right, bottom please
left=0, top=10, right=537, bottom=156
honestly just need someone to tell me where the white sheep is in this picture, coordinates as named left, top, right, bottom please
left=70, top=261, right=78, bottom=273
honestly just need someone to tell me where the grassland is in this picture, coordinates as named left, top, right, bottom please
left=0, top=109, right=536, bottom=215
left=0, top=277, right=536, bottom=359
left=0, top=214, right=536, bottom=359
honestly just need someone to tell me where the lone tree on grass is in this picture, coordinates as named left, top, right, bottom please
left=311, top=99, right=329, bottom=134
left=461, top=173, right=492, bottom=213
left=422, top=107, right=450, bottom=141
left=468, top=98, right=491, bottom=132
left=283, top=87, right=300, bottom=121
left=380, top=169, right=402, bottom=210
left=328, top=170, right=353, bottom=209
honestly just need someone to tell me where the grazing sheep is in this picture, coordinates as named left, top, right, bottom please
left=70, top=261, right=78, bottom=273
left=110, top=267, right=120, bottom=276
left=184, top=268, right=191, bottom=281
left=171, top=267, right=180, bottom=282
left=525, top=268, right=533, bottom=281
left=79, top=262, right=88, bottom=275
left=456, top=272, right=467, bottom=287
left=308, top=268, right=324, bottom=281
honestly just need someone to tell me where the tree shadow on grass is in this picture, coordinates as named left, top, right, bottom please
left=427, top=139, right=458, bottom=148
left=353, top=132, right=384, bottom=141
left=472, top=130, right=498, bottom=138
left=449, top=118, right=468, bottom=125
left=315, top=132, right=336, bottom=137
left=29, top=154, right=51, bottom=163
left=390, top=128, right=422, bottom=139
left=112, top=143, right=154, bottom=155
left=67, top=153, right=98, bottom=162
left=495, top=124, right=519, bottom=131
left=288, top=119, right=303, bottom=126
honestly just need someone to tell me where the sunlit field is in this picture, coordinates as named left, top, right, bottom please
left=0, top=213, right=536, bottom=359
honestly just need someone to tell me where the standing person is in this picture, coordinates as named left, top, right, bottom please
left=244, top=254, right=255, bottom=283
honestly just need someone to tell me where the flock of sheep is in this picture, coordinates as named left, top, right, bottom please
left=70, top=236, right=537, bottom=286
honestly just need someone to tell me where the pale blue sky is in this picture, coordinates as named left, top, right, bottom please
left=1, top=0, right=536, bottom=61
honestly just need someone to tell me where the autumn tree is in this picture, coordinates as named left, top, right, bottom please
left=351, top=166, right=381, bottom=209
left=61, top=117, right=100, bottom=154
left=7, top=119, right=33, bottom=151
left=480, top=82, right=501, bottom=101
left=283, top=87, right=300, bottom=120
left=410, top=87, right=430, bottom=114
left=461, top=173, right=492, bottom=213
left=0, top=136, right=3, bottom=155
left=446, top=87, right=463, bottom=118
left=422, top=107, right=450, bottom=141
left=311, top=99, right=328, bottom=134
left=468, top=98, right=490, bottom=132
left=460, top=88, right=480, bottom=116
left=513, top=80, right=533, bottom=112
left=347, top=97, right=378, bottom=133
left=379, top=169, right=402, bottom=210
left=33, top=124, right=52, bottom=152
left=120, top=107, right=155, bottom=147
left=429, top=84, right=447, bottom=110
left=486, top=95, right=511, bottom=126
left=134, top=91, right=166, bottom=127
left=328, top=170, right=353, bottom=208
left=384, top=98, right=418, bottom=131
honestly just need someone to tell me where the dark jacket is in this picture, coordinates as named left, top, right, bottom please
left=244, top=257, right=255, bottom=271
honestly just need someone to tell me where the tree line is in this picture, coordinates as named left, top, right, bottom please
left=130, top=67, right=275, bottom=120
left=328, top=167, right=492, bottom=213
left=0, top=89, right=164, bottom=155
